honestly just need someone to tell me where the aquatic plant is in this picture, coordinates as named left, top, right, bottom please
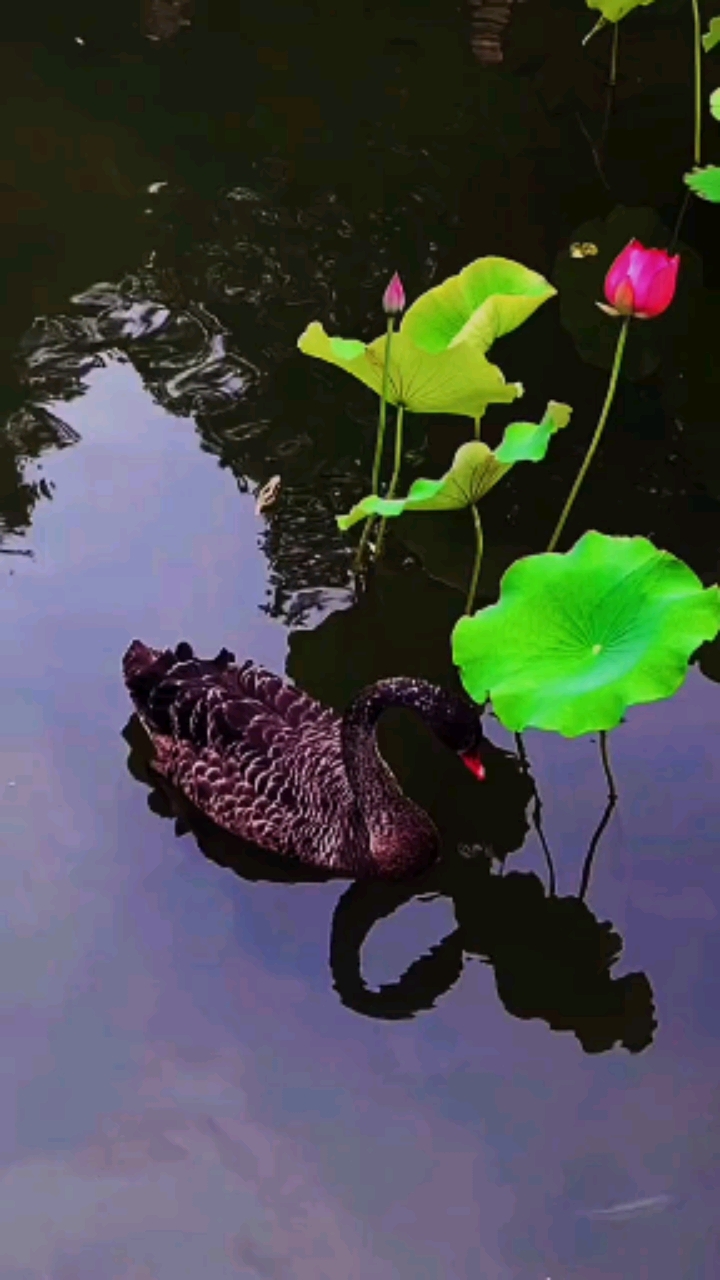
left=684, top=85, right=720, bottom=201
left=582, top=0, right=657, bottom=50
left=297, top=257, right=553, bottom=418
left=451, top=531, right=720, bottom=737
left=298, top=257, right=556, bottom=561
left=337, top=402, right=572, bottom=614
left=547, top=240, right=679, bottom=551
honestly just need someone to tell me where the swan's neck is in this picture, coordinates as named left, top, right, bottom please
left=340, top=678, right=480, bottom=873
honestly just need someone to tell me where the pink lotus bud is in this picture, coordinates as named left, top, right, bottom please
left=598, top=239, right=680, bottom=320
left=382, top=271, right=406, bottom=316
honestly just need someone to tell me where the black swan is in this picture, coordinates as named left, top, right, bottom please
left=122, top=640, right=489, bottom=879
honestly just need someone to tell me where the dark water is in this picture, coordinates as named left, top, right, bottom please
left=1, top=4, right=719, bottom=1277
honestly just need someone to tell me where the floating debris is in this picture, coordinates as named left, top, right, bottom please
left=255, top=474, right=282, bottom=515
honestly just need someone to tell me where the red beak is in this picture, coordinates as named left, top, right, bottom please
left=461, top=750, right=486, bottom=781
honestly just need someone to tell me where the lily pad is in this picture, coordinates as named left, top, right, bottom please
left=586, top=0, right=656, bottom=20
left=336, top=402, right=571, bottom=530
left=553, top=206, right=701, bottom=380
left=711, top=88, right=720, bottom=121
left=298, top=256, right=555, bottom=418
left=684, top=165, right=720, bottom=202
left=452, top=531, right=720, bottom=737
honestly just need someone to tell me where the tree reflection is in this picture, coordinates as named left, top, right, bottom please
left=3, top=163, right=450, bottom=620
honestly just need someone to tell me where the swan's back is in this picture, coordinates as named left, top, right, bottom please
left=123, top=640, right=366, bottom=870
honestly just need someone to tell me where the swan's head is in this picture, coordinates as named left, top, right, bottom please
left=426, top=691, right=487, bottom=782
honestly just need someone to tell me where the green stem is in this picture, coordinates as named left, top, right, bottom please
left=355, top=316, right=395, bottom=571
left=372, top=316, right=395, bottom=493
left=691, top=0, right=702, bottom=167
left=374, top=404, right=405, bottom=560
left=472, top=411, right=484, bottom=440
left=464, top=504, right=484, bottom=615
left=546, top=316, right=630, bottom=553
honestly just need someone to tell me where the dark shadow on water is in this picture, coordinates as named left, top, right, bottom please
left=124, top=709, right=655, bottom=1052
left=330, top=869, right=657, bottom=1054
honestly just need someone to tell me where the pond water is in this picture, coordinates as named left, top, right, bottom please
left=1, top=4, right=719, bottom=1278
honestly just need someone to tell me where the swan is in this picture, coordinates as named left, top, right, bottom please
left=123, top=639, right=488, bottom=879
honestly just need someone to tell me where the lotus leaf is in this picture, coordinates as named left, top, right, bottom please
left=452, top=531, right=720, bottom=737
left=297, top=321, right=523, bottom=417
left=586, top=0, right=656, bottom=20
left=703, top=18, right=720, bottom=53
left=298, top=256, right=556, bottom=418
left=336, top=402, right=571, bottom=530
left=684, top=165, right=720, bottom=202
left=399, top=256, right=556, bottom=354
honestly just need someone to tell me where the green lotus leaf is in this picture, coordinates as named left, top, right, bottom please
left=452, top=531, right=720, bottom=737
left=684, top=165, right=720, bottom=202
left=703, top=18, right=720, bottom=53
left=336, top=401, right=571, bottom=530
left=494, top=401, right=572, bottom=464
left=711, top=87, right=720, bottom=120
left=586, top=0, right=656, bottom=21
left=298, top=320, right=524, bottom=417
left=399, top=257, right=556, bottom=355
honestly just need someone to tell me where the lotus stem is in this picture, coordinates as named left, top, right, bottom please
left=472, top=411, right=484, bottom=440
left=464, top=504, right=484, bottom=615
left=546, top=316, right=630, bottom=552
left=598, top=22, right=619, bottom=161
left=669, top=188, right=692, bottom=253
left=514, top=732, right=557, bottom=897
left=691, top=0, right=702, bottom=167
left=582, top=15, right=607, bottom=46
left=374, top=403, right=405, bottom=560
left=599, top=729, right=618, bottom=801
left=355, top=315, right=395, bottom=571
left=578, top=731, right=618, bottom=901
left=372, top=316, right=396, bottom=493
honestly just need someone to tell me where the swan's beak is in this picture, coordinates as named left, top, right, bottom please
left=460, top=749, right=486, bottom=781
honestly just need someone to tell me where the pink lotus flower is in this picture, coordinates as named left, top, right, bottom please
left=598, top=239, right=680, bottom=320
left=382, top=271, right=406, bottom=317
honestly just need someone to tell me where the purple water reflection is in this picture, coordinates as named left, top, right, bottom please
left=1, top=362, right=719, bottom=1278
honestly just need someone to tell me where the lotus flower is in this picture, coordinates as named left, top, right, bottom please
left=599, top=240, right=680, bottom=320
left=382, top=272, right=406, bottom=316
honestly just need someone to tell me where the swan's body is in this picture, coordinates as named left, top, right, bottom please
left=123, top=640, right=487, bottom=879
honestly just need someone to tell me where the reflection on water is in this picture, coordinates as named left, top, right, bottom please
left=124, top=706, right=655, bottom=1053
left=1, top=8, right=720, bottom=1278
left=4, top=169, right=454, bottom=622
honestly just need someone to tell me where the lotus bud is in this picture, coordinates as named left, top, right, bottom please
left=382, top=271, right=406, bottom=317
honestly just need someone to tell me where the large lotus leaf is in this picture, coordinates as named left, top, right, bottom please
left=297, top=321, right=523, bottom=417
left=553, top=205, right=701, bottom=380
left=586, top=0, right=656, bottom=20
left=399, top=257, right=556, bottom=355
left=336, top=401, right=571, bottom=530
left=684, top=165, right=720, bottom=202
left=452, top=531, right=720, bottom=737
